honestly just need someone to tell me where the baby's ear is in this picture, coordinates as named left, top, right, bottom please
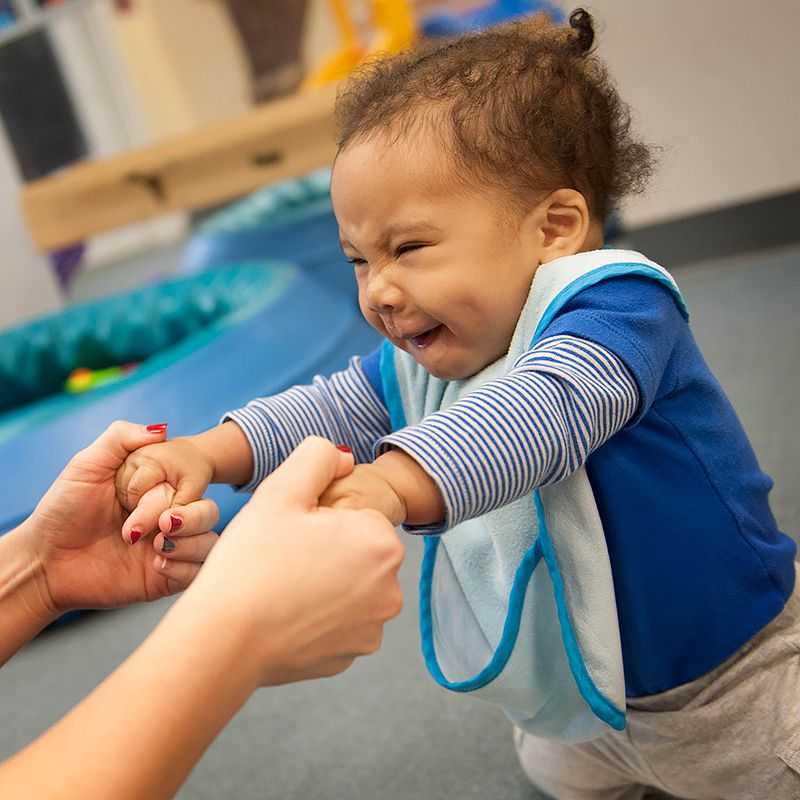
left=537, top=189, right=592, bottom=260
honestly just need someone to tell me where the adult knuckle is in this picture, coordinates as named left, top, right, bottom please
left=376, top=531, right=405, bottom=564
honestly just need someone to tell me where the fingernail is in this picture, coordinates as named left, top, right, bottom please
left=159, top=557, right=168, bottom=570
left=161, top=537, right=176, bottom=553
left=336, top=444, right=352, bottom=453
left=169, top=514, right=183, bottom=532
left=129, top=529, right=142, bottom=545
left=146, top=423, right=168, bottom=434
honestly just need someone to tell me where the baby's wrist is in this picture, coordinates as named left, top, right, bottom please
left=372, top=450, right=445, bottom=526
left=184, top=432, right=220, bottom=482
left=191, top=423, right=253, bottom=486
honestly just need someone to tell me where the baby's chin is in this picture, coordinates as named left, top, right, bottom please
left=415, top=351, right=493, bottom=382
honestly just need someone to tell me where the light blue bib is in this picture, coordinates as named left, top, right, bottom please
left=379, top=250, right=688, bottom=742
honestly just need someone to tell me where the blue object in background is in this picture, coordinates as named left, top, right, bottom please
left=182, top=168, right=357, bottom=302
left=422, top=0, right=564, bottom=37
left=0, top=1, right=14, bottom=28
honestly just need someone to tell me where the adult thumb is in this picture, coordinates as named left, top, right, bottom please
left=254, top=437, right=354, bottom=510
left=80, top=420, right=169, bottom=472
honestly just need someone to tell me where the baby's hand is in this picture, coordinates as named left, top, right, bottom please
left=319, top=464, right=407, bottom=526
left=116, top=438, right=214, bottom=534
left=124, top=480, right=221, bottom=585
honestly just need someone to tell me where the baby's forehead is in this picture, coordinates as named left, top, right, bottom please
left=336, top=151, right=486, bottom=226
left=335, top=123, right=459, bottom=182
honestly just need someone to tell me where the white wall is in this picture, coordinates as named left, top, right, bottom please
left=0, top=123, right=62, bottom=329
left=592, top=0, right=800, bottom=226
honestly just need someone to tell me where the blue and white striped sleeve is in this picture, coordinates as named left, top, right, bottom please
left=223, top=355, right=390, bottom=492
left=376, top=334, right=639, bottom=532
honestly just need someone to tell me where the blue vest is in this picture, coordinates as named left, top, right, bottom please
left=379, top=250, right=688, bottom=742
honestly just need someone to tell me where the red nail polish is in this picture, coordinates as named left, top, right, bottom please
left=336, top=444, right=352, bottom=453
left=129, top=530, right=142, bottom=545
left=169, top=514, right=183, bottom=532
left=146, top=423, right=168, bottom=434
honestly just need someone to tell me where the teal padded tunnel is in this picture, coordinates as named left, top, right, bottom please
left=0, top=261, right=290, bottom=424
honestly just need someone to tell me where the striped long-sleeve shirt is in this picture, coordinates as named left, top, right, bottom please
left=226, top=333, right=639, bottom=531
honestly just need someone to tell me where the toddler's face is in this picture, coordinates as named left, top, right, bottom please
left=331, top=135, right=542, bottom=380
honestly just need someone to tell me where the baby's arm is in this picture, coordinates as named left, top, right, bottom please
left=227, top=353, right=389, bottom=491
left=118, top=353, right=390, bottom=531
left=321, top=335, right=639, bottom=531
left=319, top=450, right=446, bottom=527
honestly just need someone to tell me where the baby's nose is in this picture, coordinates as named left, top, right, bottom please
left=365, top=271, right=404, bottom=313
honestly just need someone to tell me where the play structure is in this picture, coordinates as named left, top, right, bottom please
left=303, top=0, right=416, bottom=88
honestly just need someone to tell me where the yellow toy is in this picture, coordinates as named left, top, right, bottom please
left=304, top=0, right=416, bottom=89
left=65, top=364, right=137, bottom=395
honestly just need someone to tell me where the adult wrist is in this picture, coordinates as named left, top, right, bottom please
left=165, top=568, right=264, bottom=690
left=0, top=523, right=59, bottom=643
left=18, top=519, right=60, bottom=615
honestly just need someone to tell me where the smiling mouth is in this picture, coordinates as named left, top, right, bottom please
left=406, top=325, right=442, bottom=350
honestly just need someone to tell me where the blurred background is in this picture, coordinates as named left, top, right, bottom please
left=1, top=2, right=798, bottom=798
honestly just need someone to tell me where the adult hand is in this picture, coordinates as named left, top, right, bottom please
left=0, top=437, right=405, bottom=800
left=20, top=421, right=218, bottom=616
left=181, top=436, right=406, bottom=687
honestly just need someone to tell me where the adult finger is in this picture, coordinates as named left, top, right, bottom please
left=153, top=530, right=218, bottom=563
left=154, top=557, right=202, bottom=593
left=157, top=499, right=220, bottom=537
left=85, top=420, right=169, bottom=471
left=255, top=437, right=355, bottom=511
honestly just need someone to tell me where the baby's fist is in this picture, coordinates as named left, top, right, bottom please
left=319, top=464, right=407, bottom=526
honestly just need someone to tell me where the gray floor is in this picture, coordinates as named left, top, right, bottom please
left=1, top=242, right=798, bottom=799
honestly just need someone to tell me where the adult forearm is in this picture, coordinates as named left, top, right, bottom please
left=0, top=592, right=259, bottom=799
left=0, top=524, right=57, bottom=666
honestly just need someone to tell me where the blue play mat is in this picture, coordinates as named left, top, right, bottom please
left=0, top=259, right=379, bottom=535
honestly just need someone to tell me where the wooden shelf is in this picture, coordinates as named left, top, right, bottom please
left=20, top=85, right=340, bottom=251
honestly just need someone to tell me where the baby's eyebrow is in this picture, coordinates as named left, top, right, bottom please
left=380, top=221, right=440, bottom=244
left=340, top=222, right=440, bottom=253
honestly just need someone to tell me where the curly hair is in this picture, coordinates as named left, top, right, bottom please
left=335, top=9, right=654, bottom=220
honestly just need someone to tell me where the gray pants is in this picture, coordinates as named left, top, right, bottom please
left=515, top=569, right=800, bottom=799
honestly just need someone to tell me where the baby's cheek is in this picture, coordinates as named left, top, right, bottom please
left=360, top=304, right=384, bottom=335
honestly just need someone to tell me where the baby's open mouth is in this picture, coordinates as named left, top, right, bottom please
left=408, top=325, right=442, bottom=350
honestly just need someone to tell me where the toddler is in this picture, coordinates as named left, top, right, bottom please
left=116, top=10, right=799, bottom=799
